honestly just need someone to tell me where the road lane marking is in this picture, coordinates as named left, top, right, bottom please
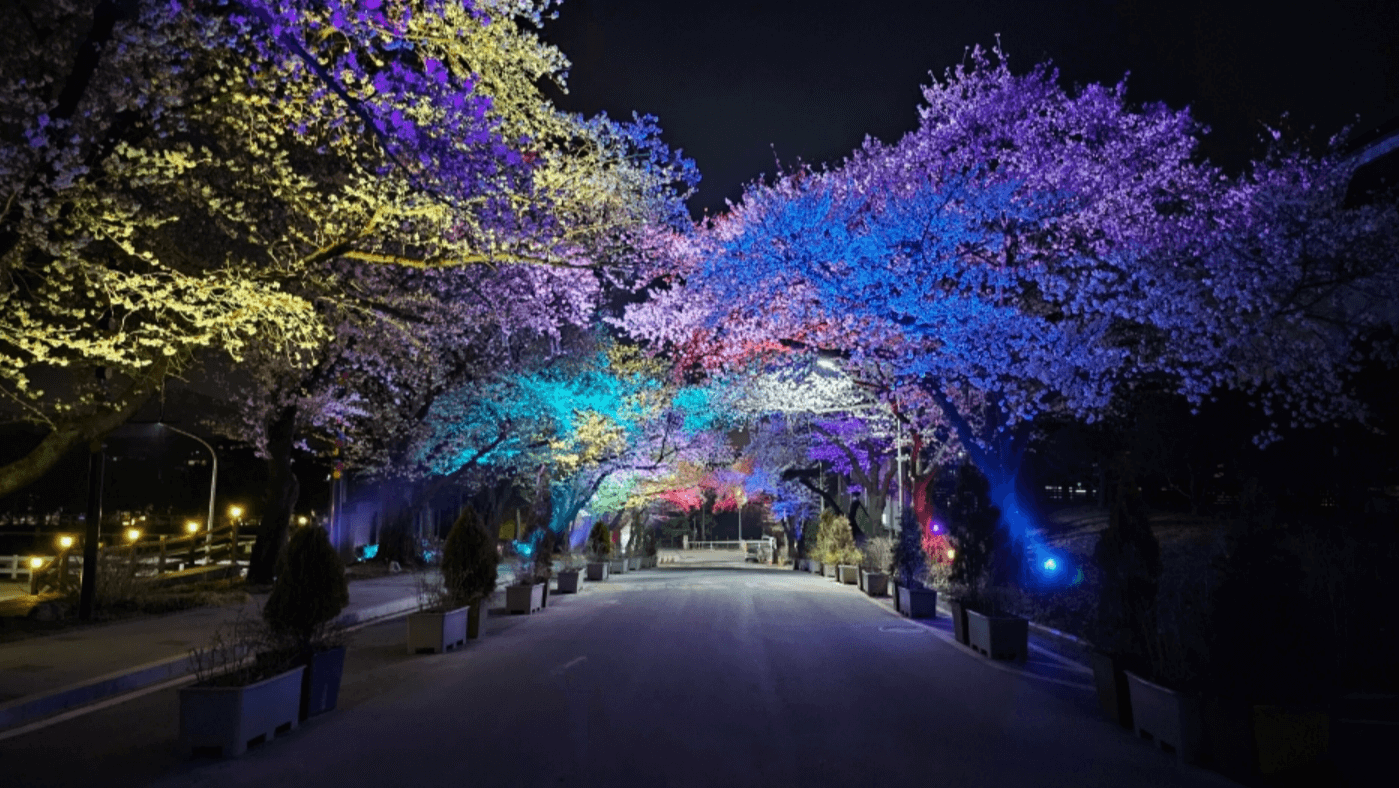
left=550, top=656, right=588, bottom=676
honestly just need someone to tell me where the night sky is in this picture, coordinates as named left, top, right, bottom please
left=541, top=0, right=1399, bottom=216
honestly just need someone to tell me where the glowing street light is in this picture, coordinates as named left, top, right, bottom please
left=296, top=515, right=309, bottom=526
left=29, top=557, right=44, bottom=570
left=1043, top=558, right=1058, bottom=573
left=229, top=505, right=243, bottom=520
left=57, top=535, right=75, bottom=550
left=126, top=528, right=142, bottom=542
left=946, top=548, right=956, bottom=561
left=186, top=520, right=201, bottom=535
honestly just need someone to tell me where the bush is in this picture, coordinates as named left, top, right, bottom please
left=441, top=508, right=498, bottom=608
left=263, top=525, right=349, bottom=650
left=893, top=508, right=928, bottom=587
left=861, top=535, right=893, bottom=573
left=1091, top=476, right=1161, bottom=662
left=943, top=462, right=1003, bottom=604
left=816, top=510, right=860, bottom=566
left=586, top=521, right=612, bottom=559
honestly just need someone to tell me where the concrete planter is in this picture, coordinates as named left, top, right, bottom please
left=299, top=646, right=346, bottom=721
left=1090, top=651, right=1133, bottom=729
left=1125, top=670, right=1204, bottom=764
left=948, top=598, right=970, bottom=644
left=407, top=606, right=469, bottom=654
left=822, top=562, right=836, bottom=578
left=897, top=584, right=937, bottom=618
left=966, top=609, right=1028, bottom=662
left=179, top=665, right=305, bottom=757
left=609, top=558, right=627, bottom=574
left=861, top=571, right=889, bottom=597
left=628, top=557, right=641, bottom=571
left=586, top=562, right=609, bottom=581
left=837, top=564, right=859, bottom=584
left=506, top=583, right=545, bottom=614
left=556, top=569, right=582, bottom=593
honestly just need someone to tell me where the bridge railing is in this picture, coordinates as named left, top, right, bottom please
left=24, top=523, right=258, bottom=595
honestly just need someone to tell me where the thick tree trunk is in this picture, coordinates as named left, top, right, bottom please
left=247, top=405, right=300, bottom=585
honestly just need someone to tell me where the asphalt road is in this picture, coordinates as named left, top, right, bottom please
left=4, top=565, right=1238, bottom=788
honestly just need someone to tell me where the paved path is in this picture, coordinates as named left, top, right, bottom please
left=2, top=565, right=1244, bottom=788
left=0, top=573, right=426, bottom=730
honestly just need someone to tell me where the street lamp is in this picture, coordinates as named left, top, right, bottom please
left=159, top=423, right=218, bottom=535
left=229, top=505, right=243, bottom=520
left=186, top=520, right=201, bottom=535
left=57, top=535, right=74, bottom=550
left=126, top=528, right=142, bottom=542
left=296, top=515, right=308, bottom=527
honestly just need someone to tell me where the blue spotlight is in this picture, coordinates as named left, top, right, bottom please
left=1043, top=557, right=1058, bottom=573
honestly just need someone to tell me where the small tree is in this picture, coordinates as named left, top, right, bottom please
left=586, top=521, right=613, bottom=560
left=1091, top=475, right=1161, bottom=664
left=263, top=526, right=349, bottom=652
left=817, top=509, right=860, bottom=566
left=943, top=462, right=1003, bottom=608
left=893, top=508, right=928, bottom=587
left=441, top=508, right=498, bottom=609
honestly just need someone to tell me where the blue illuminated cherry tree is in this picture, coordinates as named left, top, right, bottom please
left=622, top=45, right=1399, bottom=558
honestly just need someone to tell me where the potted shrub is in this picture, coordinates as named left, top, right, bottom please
left=1088, top=476, right=1161, bottom=729
left=262, top=524, right=350, bottom=721
left=817, top=510, right=858, bottom=582
left=893, top=509, right=937, bottom=618
left=860, top=535, right=892, bottom=597
left=1199, top=523, right=1334, bottom=779
left=180, top=618, right=305, bottom=757
left=943, top=462, right=1020, bottom=650
left=557, top=553, right=584, bottom=593
left=585, top=522, right=611, bottom=580
left=506, top=556, right=545, bottom=614
left=408, top=508, right=496, bottom=652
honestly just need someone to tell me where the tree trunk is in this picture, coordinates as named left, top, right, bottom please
left=247, top=405, right=300, bottom=584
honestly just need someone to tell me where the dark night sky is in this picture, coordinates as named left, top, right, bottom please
left=540, top=0, right=1399, bottom=216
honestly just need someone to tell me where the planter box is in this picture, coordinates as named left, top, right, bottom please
left=862, top=571, right=889, bottom=597
left=586, top=562, right=609, bottom=581
left=822, top=562, right=836, bottom=578
left=628, top=557, right=640, bottom=571
left=506, top=583, right=545, bottom=614
left=609, top=558, right=627, bottom=574
left=898, top=585, right=938, bottom=619
left=1251, top=705, right=1330, bottom=776
left=556, top=569, right=582, bottom=593
left=406, top=606, right=469, bottom=654
left=299, top=646, right=346, bottom=721
left=948, top=599, right=970, bottom=644
left=1125, top=671, right=1204, bottom=764
left=966, top=610, right=1028, bottom=662
left=837, top=564, right=859, bottom=584
left=1090, top=651, right=1133, bottom=729
left=179, top=666, right=305, bottom=757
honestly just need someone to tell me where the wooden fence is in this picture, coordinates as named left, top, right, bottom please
left=24, top=523, right=258, bottom=596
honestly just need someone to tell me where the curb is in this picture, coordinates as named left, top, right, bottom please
left=808, top=572, right=1096, bottom=687
left=0, top=593, right=424, bottom=737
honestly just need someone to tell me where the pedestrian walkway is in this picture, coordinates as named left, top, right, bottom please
left=0, top=573, right=426, bottom=734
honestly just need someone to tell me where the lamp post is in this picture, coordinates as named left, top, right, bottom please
left=158, top=422, right=217, bottom=537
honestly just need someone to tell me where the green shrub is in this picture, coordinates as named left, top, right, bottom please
left=263, top=525, right=349, bottom=649
left=893, top=508, right=928, bottom=587
left=442, top=508, right=498, bottom=608
left=944, top=462, right=1003, bottom=604
left=586, top=521, right=612, bottom=559
left=816, top=510, right=859, bottom=566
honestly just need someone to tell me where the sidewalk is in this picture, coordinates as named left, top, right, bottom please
left=0, top=573, right=427, bottom=734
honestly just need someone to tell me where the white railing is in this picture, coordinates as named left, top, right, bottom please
left=1, top=555, right=44, bottom=580
left=685, top=537, right=777, bottom=552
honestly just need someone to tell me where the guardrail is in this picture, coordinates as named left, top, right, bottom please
left=1, top=555, right=39, bottom=580
left=24, top=523, right=258, bottom=595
